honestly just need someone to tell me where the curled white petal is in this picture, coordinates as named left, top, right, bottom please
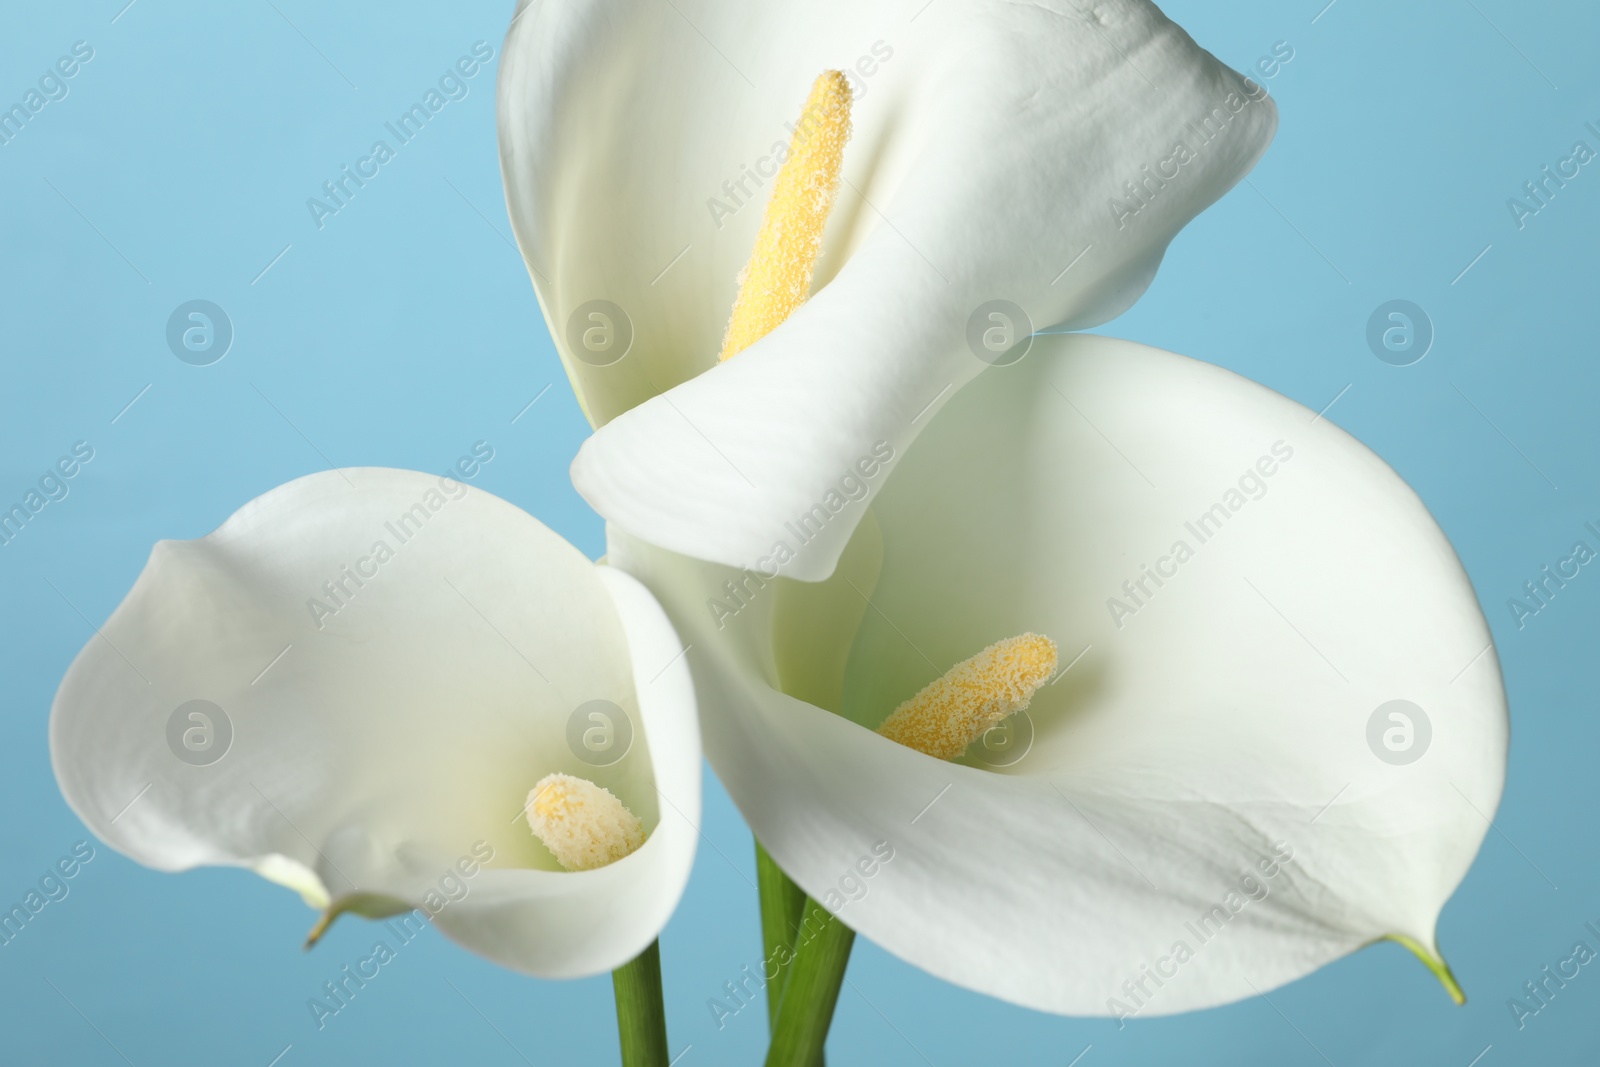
left=608, top=334, right=1506, bottom=1015
left=500, top=0, right=1276, bottom=578
left=50, top=468, right=699, bottom=978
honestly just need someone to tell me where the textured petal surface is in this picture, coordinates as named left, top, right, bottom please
left=608, top=334, right=1506, bottom=1015
left=499, top=0, right=1277, bottom=578
left=50, top=468, right=699, bottom=978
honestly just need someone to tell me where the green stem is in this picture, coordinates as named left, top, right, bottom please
left=755, top=840, right=809, bottom=1027
left=765, top=898, right=856, bottom=1067
left=612, top=940, right=670, bottom=1067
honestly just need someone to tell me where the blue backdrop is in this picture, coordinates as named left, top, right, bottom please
left=2, top=1, right=1595, bottom=1063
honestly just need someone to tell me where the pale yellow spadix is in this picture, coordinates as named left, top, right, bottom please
left=878, top=633, right=1059, bottom=761
left=718, top=70, right=852, bottom=362
left=526, top=773, right=646, bottom=871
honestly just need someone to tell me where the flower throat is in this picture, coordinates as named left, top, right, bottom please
left=723, top=71, right=1059, bottom=763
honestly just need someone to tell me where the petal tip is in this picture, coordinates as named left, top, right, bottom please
left=303, top=910, right=335, bottom=951
left=1387, top=934, right=1466, bottom=1005
left=303, top=891, right=415, bottom=951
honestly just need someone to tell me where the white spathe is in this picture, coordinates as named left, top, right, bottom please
left=607, top=334, right=1506, bottom=1016
left=498, top=0, right=1278, bottom=579
left=50, top=468, right=699, bottom=979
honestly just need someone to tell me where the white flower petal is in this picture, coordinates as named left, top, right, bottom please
left=50, top=468, right=698, bottom=978
left=607, top=334, right=1505, bottom=1015
left=499, top=0, right=1276, bottom=578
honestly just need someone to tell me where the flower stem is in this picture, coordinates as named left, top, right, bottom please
left=764, top=898, right=856, bottom=1067
left=612, top=940, right=670, bottom=1066
left=755, top=840, right=808, bottom=1026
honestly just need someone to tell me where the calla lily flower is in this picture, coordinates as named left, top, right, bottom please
left=50, top=468, right=700, bottom=978
left=498, top=0, right=1279, bottom=580
left=605, top=333, right=1507, bottom=1016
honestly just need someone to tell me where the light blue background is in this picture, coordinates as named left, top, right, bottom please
left=2, top=1, right=1596, bottom=1063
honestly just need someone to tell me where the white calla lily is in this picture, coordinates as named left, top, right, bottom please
left=607, top=333, right=1507, bottom=1016
left=498, top=0, right=1278, bottom=580
left=49, top=468, right=699, bottom=978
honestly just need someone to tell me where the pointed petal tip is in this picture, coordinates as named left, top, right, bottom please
left=303, top=910, right=335, bottom=951
left=1387, top=934, right=1466, bottom=1005
left=302, top=891, right=415, bottom=951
